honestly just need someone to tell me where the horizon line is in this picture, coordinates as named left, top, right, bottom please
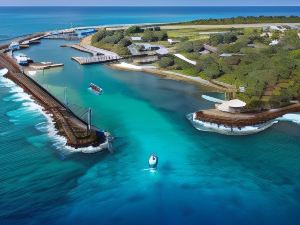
left=1, top=5, right=300, bottom=7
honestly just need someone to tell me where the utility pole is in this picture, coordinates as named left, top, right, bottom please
left=64, top=87, right=68, bottom=105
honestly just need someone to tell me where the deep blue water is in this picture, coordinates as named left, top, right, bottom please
left=1, top=6, right=300, bottom=40
left=1, top=7, right=300, bottom=225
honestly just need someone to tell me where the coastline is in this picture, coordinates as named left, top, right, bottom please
left=108, top=63, right=230, bottom=92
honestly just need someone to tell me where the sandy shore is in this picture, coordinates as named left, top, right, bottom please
left=109, top=62, right=232, bottom=92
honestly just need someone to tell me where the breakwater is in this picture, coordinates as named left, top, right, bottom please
left=194, top=103, right=300, bottom=127
left=0, top=53, right=108, bottom=149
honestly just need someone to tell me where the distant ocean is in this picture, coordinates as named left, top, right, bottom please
left=1, top=6, right=300, bottom=225
left=0, top=6, right=300, bottom=40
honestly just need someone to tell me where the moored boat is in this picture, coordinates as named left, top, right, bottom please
left=89, top=83, right=103, bottom=95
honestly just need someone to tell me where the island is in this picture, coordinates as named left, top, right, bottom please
left=1, top=15, right=300, bottom=139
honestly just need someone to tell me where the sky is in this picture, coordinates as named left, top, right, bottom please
left=0, top=0, right=299, bottom=6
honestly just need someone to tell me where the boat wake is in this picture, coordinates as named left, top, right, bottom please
left=1, top=76, right=108, bottom=154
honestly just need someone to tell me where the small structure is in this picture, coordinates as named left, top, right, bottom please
left=14, top=53, right=30, bottom=66
left=239, top=86, right=246, bottom=93
left=263, top=25, right=287, bottom=33
left=220, top=53, right=233, bottom=57
left=216, top=99, right=246, bottom=113
left=203, top=44, right=218, bottom=53
left=269, top=39, right=279, bottom=46
left=167, top=39, right=180, bottom=44
left=131, top=36, right=142, bottom=41
left=128, top=43, right=168, bottom=56
left=9, top=42, right=20, bottom=51
left=199, top=49, right=210, bottom=55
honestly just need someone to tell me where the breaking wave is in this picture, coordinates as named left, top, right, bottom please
left=1, top=75, right=107, bottom=153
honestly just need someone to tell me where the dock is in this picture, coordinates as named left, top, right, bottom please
left=0, top=53, right=108, bottom=149
left=72, top=55, right=121, bottom=65
left=65, top=44, right=122, bottom=65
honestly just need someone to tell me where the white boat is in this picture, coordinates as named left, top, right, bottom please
left=9, top=41, right=20, bottom=51
left=14, top=54, right=30, bottom=66
left=148, top=154, right=158, bottom=169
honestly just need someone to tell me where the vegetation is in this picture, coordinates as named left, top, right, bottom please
left=91, top=29, right=131, bottom=56
left=170, top=27, right=300, bottom=109
left=91, top=19, right=300, bottom=110
left=142, top=30, right=168, bottom=42
left=182, top=16, right=300, bottom=25
left=159, top=56, right=175, bottom=68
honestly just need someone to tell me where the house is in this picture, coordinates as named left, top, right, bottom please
left=128, top=43, right=168, bottom=56
left=263, top=25, right=287, bottom=33
left=216, top=99, right=246, bottom=113
left=203, top=44, right=218, bottom=53
left=167, top=39, right=180, bottom=44
left=131, top=36, right=142, bottom=41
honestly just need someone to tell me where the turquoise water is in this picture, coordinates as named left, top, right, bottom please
left=1, top=7, right=300, bottom=225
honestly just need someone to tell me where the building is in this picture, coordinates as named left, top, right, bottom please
left=131, top=36, right=142, bottom=41
left=269, top=40, right=279, bottom=46
left=216, top=99, right=246, bottom=113
left=167, top=39, right=180, bottom=44
left=9, top=42, right=20, bottom=51
left=203, top=44, right=218, bottom=53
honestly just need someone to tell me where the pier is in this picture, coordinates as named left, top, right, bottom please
left=0, top=53, right=108, bottom=149
left=65, top=44, right=122, bottom=65
left=72, top=55, right=121, bottom=65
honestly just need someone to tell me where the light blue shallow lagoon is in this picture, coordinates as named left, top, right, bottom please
left=1, top=7, right=300, bottom=225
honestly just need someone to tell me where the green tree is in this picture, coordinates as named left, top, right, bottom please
left=209, top=34, right=224, bottom=46
left=159, top=56, right=175, bottom=68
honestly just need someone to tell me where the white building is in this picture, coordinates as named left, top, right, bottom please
left=131, top=36, right=142, bottom=41
left=269, top=40, right=279, bottom=46
left=216, top=99, right=246, bottom=113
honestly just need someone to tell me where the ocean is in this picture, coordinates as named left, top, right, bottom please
left=1, top=7, right=300, bottom=225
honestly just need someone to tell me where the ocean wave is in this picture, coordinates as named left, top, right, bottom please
left=1, top=76, right=107, bottom=153
left=277, top=113, right=300, bottom=124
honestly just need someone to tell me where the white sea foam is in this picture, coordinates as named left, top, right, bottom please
left=277, top=113, right=300, bottom=124
left=1, top=76, right=108, bottom=153
left=188, top=113, right=278, bottom=135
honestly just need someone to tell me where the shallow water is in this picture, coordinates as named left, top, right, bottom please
left=1, top=7, right=300, bottom=225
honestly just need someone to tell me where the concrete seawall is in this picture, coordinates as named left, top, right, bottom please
left=194, top=104, right=300, bottom=127
left=0, top=53, right=107, bottom=149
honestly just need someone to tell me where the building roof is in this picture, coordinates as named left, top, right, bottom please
left=131, top=36, right=142, bottom=41
left=216, top=99, right=246, bottom=112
